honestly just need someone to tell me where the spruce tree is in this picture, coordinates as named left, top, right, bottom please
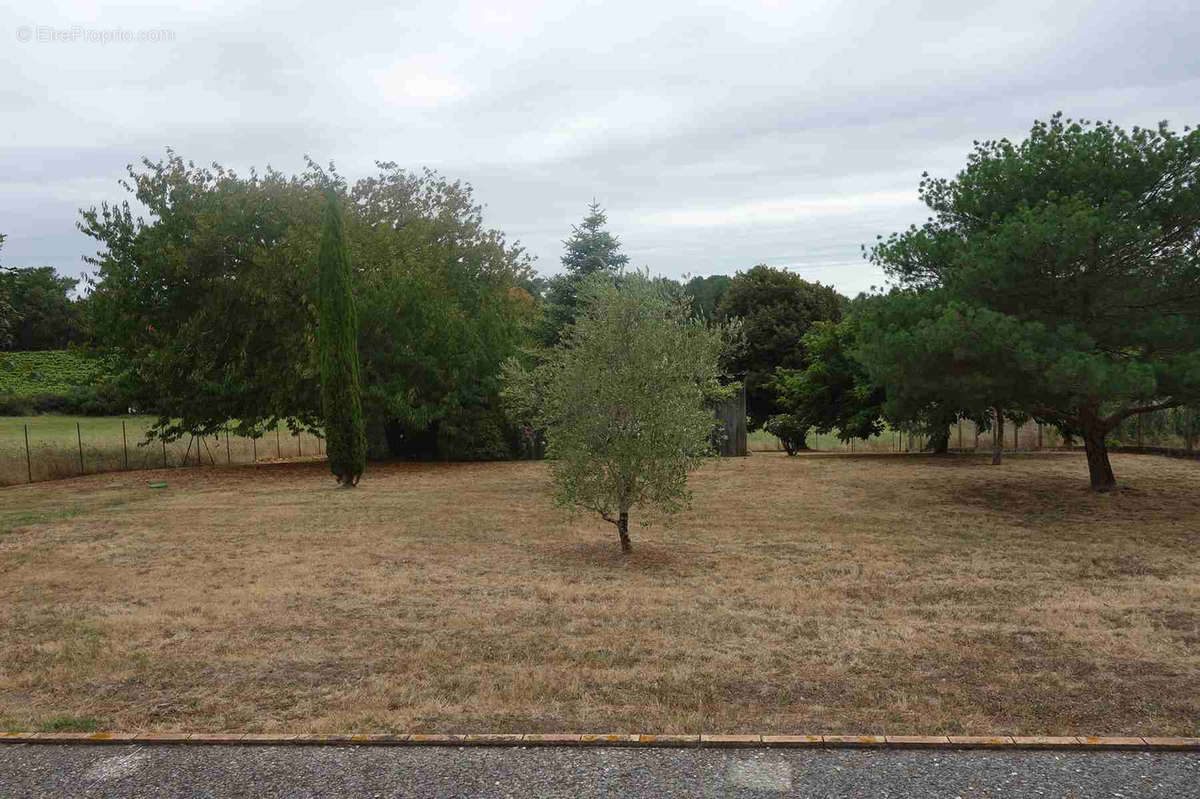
left=318, top=191, right=366, bottom=486
left=539, top=202, right=630, bottom=344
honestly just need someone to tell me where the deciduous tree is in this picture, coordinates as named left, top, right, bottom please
left=717, top=265, right=843, bottom=437
left=0, top=235, right=15, bottom=350
left=770, top=316, right=885, bottom=451
left=0, top=264, right=84, bottom=351
left=81, top=153, right=533, bottom=456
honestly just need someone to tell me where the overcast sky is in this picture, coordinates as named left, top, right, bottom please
left=3, top=0, right=1198, bottom=296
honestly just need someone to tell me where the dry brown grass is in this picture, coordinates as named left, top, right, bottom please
left=1, top=451, right=1197, bottom=735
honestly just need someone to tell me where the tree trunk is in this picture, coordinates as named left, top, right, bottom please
left=1081, top=423, right=1117, bottom=492
left=928, top=425, right=950, bottom=454
left=991, top=407, right=1003, bottom=465
left=617, top=511, right=631, bottom=553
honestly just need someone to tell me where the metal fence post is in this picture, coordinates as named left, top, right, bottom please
left=297, top=432, right=301, bottom=458
left=24, top=423, right=32, bottom=483
left=252, top=436, right=257, bottom=463
left=225, top=427, right=232, bottom=464
left=162, top=439, right=167, bottom=468
left=76, top=421, right=84, bottom=475
left=276, top=427, right=281, bottom=459
left=122, top=420, right=129, bottom=470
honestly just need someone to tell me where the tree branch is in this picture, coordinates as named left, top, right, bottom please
left=1103, top=398, right=1186, bottom=427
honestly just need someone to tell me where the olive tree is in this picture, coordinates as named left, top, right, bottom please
left=505, top=271, right=727, bottom=553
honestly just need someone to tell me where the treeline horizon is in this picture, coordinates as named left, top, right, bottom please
left=1, top=111, right=1197, bottom=491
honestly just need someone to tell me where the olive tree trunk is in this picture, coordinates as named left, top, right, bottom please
left=617, top=511, right=631, bottom=553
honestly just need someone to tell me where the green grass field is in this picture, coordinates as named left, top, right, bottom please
left=0, top=415, right=324, bottom=485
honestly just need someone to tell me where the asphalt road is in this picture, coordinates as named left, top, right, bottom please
left=1, top=744, right=1197, bottom=798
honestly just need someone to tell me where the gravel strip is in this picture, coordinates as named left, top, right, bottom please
left=2, top=744, right=1199, bottom=798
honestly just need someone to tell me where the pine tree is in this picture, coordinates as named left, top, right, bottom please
left=318, top=192, right=366, bottom=486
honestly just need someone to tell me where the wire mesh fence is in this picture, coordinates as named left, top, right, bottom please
left=3, top=407, right=1196, bottom=486
left=749, top=408, right=1200, bottom=457
left=0, top=415, right=325, bottom=486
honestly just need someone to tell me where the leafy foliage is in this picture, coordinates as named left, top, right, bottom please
left=771, top=317, right=885, bottom=445
left=0, top=266, right=86, bottom=351
left=0, top=350, right=123, bottom=416
left=868, top=114, right=1200, bottom=488
left=0, top=350, right=115, bottom=396
left=762, top=414, right=809, bottom=455
left=717, top=265, right=843, bottom=431
left=318, top=193, right=366, bottom=485
left=684, top=274, right=732, bottom=322
left=0, top=234, right=13, bottom=349
left=505, top=271, right=727, bottom=552
left=81, top=152, right=534, bottom=453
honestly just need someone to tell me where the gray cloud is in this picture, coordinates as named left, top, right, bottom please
left=2, top=0, right=1198, bottom=297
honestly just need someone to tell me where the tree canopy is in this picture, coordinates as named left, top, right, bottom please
left=81, top=152, right=534, bottom=456
left=717, top=264, right=843, bottom=434
left=770, top=315, right=886, bottom=450
left=684, top=274, right=732, bottom=322
left=0, top=235, right=14, bottom=350
left=0, top=265, right=85, bottom=351
left=505, top=271, right=727, bottom=553
left=868, top=114, right=1200, bottom=489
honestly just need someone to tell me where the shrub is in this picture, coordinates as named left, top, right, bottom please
left=435, top=406, right=518, bottom=461
left=764, top=414, right=809, bottom=455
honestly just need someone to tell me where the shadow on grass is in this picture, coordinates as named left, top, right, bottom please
left=536, top=538, right=692, bottom=577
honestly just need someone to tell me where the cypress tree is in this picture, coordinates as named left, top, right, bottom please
left=318, top=191, right=366, bottom=486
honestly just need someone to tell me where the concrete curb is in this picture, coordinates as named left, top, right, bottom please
left=0, top=732, right=1196, bottom=750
